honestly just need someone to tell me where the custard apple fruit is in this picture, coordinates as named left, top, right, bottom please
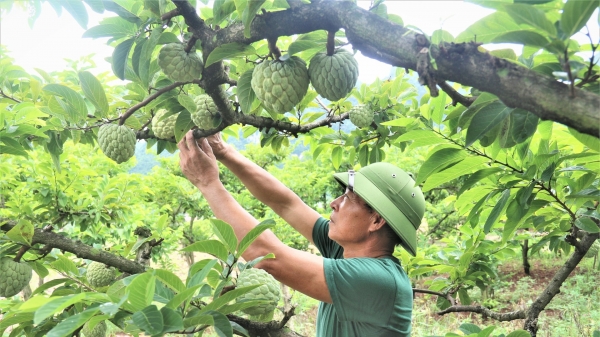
left=349, top=105, right=374, bottom=128
left=236, top=268, right=280, bottom=316
left=151, top=109, right=178, bottom=139
left=0, top=257, right=32, bottom=297
left=192, top=94, right=221, bottom=130
left=82, top=320, right=107, bottom=337
left=86, top=262, right=116, bottom=288
left=251, top=56, right=309, bottom=113
left=97, top=124, right=136, bottom=164
left=308, top=49, right=359, bottom=101
left=158, top=43, right=204, bottom=82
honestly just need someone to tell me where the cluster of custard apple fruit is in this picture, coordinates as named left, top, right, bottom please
left=0, top=257, right=32, bottom=298
left=250, top=48, right=374, bottom=128
left=86, top=261, right=117, bottom=288
left=235, top=268, right=281, bottom=320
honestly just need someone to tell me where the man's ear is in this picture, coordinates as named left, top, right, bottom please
left=369, top=213, right=387, bottom=231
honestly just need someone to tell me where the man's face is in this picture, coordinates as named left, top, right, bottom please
left=328, top=188, right=375, bottom=245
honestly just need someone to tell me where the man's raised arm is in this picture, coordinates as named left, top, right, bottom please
left=205, top=133, right=321, bottom=243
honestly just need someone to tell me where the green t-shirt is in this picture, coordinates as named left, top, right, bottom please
left=312, top=217, right=413, bottom=337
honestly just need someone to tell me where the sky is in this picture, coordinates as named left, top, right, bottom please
left=1, top=1, right=495, bottom=84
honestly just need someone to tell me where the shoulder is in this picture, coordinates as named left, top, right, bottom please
left=324, top=257, right=402, bottom=291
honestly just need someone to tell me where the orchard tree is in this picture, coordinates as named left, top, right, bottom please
left=1, top=0, right=599, bottom=337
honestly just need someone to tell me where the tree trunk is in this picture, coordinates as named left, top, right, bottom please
left=522, top=239, right=531, bottom=276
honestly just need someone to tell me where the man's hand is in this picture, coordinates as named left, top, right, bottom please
left=178, top=131, right=220, bottom=189
left=205, top=132, right=231, bottom=161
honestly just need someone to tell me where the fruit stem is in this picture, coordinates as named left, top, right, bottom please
left=185, top=36, right=198, bottom=53
left=268, top=38, right=282, bottom=60
left=14, top=245, right=30, bottom=263
left=326, top=30, right=335, bottom=56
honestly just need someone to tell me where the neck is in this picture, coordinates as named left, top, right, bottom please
left=341, top=240, right=394, bottom=259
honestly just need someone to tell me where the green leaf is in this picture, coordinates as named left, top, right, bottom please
left=237, top=69, right=256, bottom=114
left=484, top=189, right=511, bottom=233
left=83, top=0, right=105, bottom=13
left=45, top=308, right=100, bottom=337
left=127, top=273, right=156, bottom=311
left=416, top=148, right=467, bottom=185
left=575, top=217, right=600, bottom=233
left=103, top=1, right=142, bottom=24
left=183, top=314, right=214, bottom=329
left=160, top=307, right=184, bottom=333
left=0, top=312, right=34, bottom=336
left=242, top=0, right=265, bottom=38
left=139, top=26, right=164, bottom=87
left=207, top=310, right=234, bottom=337
left=502, top=199, right=527, bottom=242
left=423, top=156, right=488, bottom=192
left=34, top=294, right=87, bottom=324
left=492, top=30, right=549, bottom=47
left=61, top=0, right=88, bottom=29
left=501, top=109, right=539, bottom=147
left=6, top=219, right=34, bottom=245
left=154, top=269, right=186, bottom=294
left=200, top=285, right=260, bottom=314
left=456, top=11, right=522, bottom=43
left=210, top=219, right=239, bottom=254
left=569, top=128, right=600, bottom=152
left=205, top=43, right=256, bottom=68
left=331, top=146, right=342, bottom=170
left=458, top=167, right=503, bottom=196
left=78, top=71, right=109, bottom=116
left=288, top=40, right=321, bottom=56
left=504, top=3, right=556, bottom=35
left=431, top=29, right=455, bottom=44
left=560, top=0, right=599, bottom=38
left=174, top=109, right=195, bottom=142
left=31, top=278, right=69, bottom=296
left=43, top=84, right=88, bottom=120
left=165, top=285, right=202, bottom=310
left=466, top=101, right=512, bottom=147
left=178, top=95, right=197, bottom=115
left=111, top=38, right=135, bottom=80
left=505, top=330, right=532, bottom=337
left=237, top=220, right=276, bottom=257
left=83, top=24, right=134, bottom=39
left=132, top=305, right=164, bottom=335
left=183, top=240, right=229, bottom=261
left=187, top=259, right=219, bottom=288
left=459, top=322, right=481, bottom=334
left=213, top=0, right=236, bottom=25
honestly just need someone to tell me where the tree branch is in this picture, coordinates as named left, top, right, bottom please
left=523, top=231, right=600, bottom=335
left=1, top=221, right=145, bottom=274
left=437, top=305, right=526, bottom=321
left=172, top=0, right=598, bottom=137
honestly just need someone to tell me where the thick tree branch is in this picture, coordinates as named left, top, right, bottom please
left=523, top=231, right=600, bottom=336
left=173, top=0, right=599, bottom=137
left=1, top=222, right=145, bottom=275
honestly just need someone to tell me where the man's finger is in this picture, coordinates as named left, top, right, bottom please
left=184, top=131, right=202, bottom=154
left=199, top=138, right=215, bottom=158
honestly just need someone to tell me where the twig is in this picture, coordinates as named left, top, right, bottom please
left=0, top=89, right=21, bottom=103
left=14, top=246, right=30, bottom=263
left=438, top=81, right=476, bottom=107
left=161, top=8, right=181, bottom=21
left=119, top=80, right=201, bottom=126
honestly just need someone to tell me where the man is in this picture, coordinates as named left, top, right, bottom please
left=178, top=130, right=425, bottom=337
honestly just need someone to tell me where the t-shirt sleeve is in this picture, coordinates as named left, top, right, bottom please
left=312, top=217, right=341, bottom=258
left=323, top=258, right=396, bottom=324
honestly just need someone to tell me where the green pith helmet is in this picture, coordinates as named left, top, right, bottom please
left=333, top=162, right=425, bottom=256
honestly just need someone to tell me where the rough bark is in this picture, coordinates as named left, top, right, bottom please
left=523, top=232, right=600, bottom=336
left=171, top=0, right=599, bottom=137
left=0, top=222, right=145, bottom=275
